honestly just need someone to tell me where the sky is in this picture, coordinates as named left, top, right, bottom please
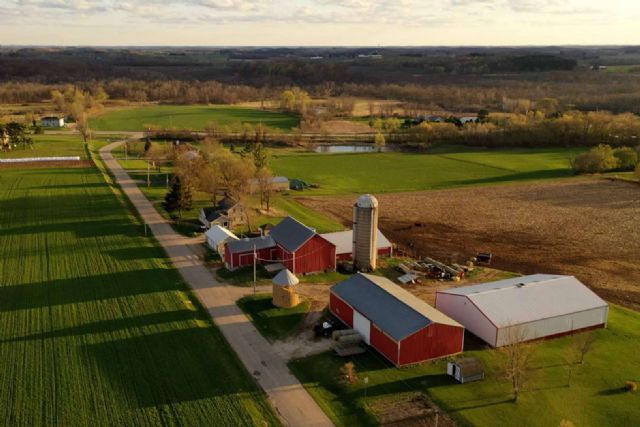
left=0, top=0, right=638, bottom=46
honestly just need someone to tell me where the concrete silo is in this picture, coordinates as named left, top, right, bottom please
left=352, top=194, right=379, bottom=272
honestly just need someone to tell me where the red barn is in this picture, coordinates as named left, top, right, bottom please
left=269, top=217, right=336, bottom=275
left=330, top=273, right=464, bottom=366
left=223, top=216, right=336, bottom=275
left=224, top=236, right=278, bottom=270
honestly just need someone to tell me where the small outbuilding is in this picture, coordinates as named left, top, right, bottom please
left=205, top=225, right=238, bottom=254
left=272, top=269, right=300, bottom=308
left=330, top=273, right=464, bottom=366
left=435, top=274, right=609, bottom=347
left=248, top=176, right=290, bottom=193
left=447, top=358, right=485, bottom=384
left=41, top=116, right=65, bottom=128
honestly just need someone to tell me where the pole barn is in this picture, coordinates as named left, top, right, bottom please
left=330, top=273, right=464, bottom=366
left=435, top=274, right=609, bottom=347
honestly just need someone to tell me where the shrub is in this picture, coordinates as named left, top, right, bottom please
left=613, top=147, right=639, bottom=170
left=625, top=380, right=638, bottom=393
left=572, top=144, right=619, bottom=173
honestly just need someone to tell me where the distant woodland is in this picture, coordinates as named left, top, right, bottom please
left=1, top=46, right=640, bottom=114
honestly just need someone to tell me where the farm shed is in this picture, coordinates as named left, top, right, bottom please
left=330, top=273, right=464, bottom=366
left=248, top=176, right=290, bottom=194
left=205, top=225, right=238, bottom=254
left=321, top=229, right=392, bottom=261
left=224, top=236, right=277, bottom=270
left=447, top=358, right=485, bottom=383
left=223, top=216, right=336, bottom=274
left=270, top=216, right=336, bottom=275
left=41, top=116, right=65, bottom=127
left=435, top=274, right=609, bottom=348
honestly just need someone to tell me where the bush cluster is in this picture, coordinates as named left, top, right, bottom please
left=572, top=144, right=640, bottom=174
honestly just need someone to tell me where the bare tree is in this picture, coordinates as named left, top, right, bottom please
left=256, top=167, right=274, bottom=211
left=339, top=361, right=358, bottom=386
left=574, top=331, right=597, bottom=365
left=76, top=112, right=91, bottom=143
left=500, top=326, right=534, bottom=402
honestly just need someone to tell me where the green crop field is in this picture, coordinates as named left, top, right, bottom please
left=0, top=167, right=279, bottom=426
left=270, top=147, right=585, bottom=195
left=90, top=105, right=299, bottom=132
left=290, top=306, right=640, bottom=427
left=0, top=134, right=96, bottom=159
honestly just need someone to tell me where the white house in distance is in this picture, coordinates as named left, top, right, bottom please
left=205, top=225, right=238, bottom=255
left=435, top=274, right=609, bottom=347
left=41, top=116, right=65, bottom=128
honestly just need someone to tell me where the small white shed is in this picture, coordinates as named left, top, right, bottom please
left=205, top=225, right=238, bottom=254
left=41, top=116, right=65, bottom=128
left=435, top=274, right=609, bottom=347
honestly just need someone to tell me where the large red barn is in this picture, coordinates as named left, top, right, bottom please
left=224, top=216, right=336, bottom=275
left=330, top=273, right=464, bottom=366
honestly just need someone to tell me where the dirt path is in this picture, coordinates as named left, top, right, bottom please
left=100, top=141, right=333, bottom=427
left=298, top=178, right=640, bottom=311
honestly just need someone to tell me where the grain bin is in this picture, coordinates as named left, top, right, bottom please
left=352, top=194, right=379, bottom=272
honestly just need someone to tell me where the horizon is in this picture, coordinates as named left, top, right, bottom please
left=1, top=1, right=638, bottom=46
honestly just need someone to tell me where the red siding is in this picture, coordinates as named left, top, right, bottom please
left=226, top=246, right=275, bottom=270
left=290, top=235, right=336, bottom=275
left=378, top=247, right=392, bottom=258
left=329, top=292, right=353, bottom=327
left=398, top=323, right=464, bottom=366
left=370, top=324, right=399, bottom=365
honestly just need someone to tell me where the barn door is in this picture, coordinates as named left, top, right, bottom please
left=353, top=311, right=371, bottom=345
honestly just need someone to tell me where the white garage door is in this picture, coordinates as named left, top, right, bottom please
left=353, top=311, right=371, bottom=345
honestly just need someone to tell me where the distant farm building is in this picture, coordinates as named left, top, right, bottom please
left=321, top=229, right=392, bottom=261
left=248, top=176, right=289, bottom=194
left=435, top=274, right=609, bottom=347
left=41, top=116, right=65, bottom=128
left=330, top=273, right=464, bottom=366
left=205, top=225, right=238, bottom=254
left=223, top=216, right=336, bottom=275
left=199, top=196, right=245, bottom=229
left=459, top=116, right=478, bottom=124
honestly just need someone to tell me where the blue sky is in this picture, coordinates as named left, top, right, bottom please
left=0, top=0, right=638, bottom=46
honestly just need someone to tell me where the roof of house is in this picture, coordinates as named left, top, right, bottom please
left=201, top=207, right=224, bottom=222
left=320, top=229, right=391, bottom=255
left=205, top=225, right=238, bottom=245
left=270, top=216, right=318, bottom=252
left=332, top=273, right=462, bottom=341
left=272, top=269, right=299, bottom=286
left=42, top=116, right=63, bottom=120
left=437, top=274, right=608, bottom=328
left=217, top=196, right=238, bottom=211
left=226, top=235, right=275, bottom=253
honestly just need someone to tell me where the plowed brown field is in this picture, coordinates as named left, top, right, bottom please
left=298, top=178, right=640, bottom=310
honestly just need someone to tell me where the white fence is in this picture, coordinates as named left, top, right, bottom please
left=0, top=156, right=81, bottom=163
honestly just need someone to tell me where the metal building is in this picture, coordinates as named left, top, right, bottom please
left=435, top=274, right=609, bottom=347
left=352, top=194, right=379, bottom=272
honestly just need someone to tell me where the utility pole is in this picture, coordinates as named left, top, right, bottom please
left=147, top=162, right=150, bottom=188
left=124, top=141, right=128, bottom=160
left=253, top=244, right=257, bottom=296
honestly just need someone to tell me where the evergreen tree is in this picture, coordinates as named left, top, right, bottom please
left=163, top=176, right=182, bottom=218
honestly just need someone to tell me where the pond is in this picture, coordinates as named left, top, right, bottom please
left=313, top=144, right=393, bottom=153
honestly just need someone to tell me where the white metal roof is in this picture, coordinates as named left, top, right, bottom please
left=205, top=225, right=238, bottom=245
left=438, top=274, right=608, bottom=328
left=272, top=269, right=299, bottom=286
left=320, top=229, right=391, bottom=255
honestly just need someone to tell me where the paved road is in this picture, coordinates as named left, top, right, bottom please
left=100, top=141, right=334, bottom=427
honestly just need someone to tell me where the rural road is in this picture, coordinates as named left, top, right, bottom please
left=100, top=141, right=334, bottom=427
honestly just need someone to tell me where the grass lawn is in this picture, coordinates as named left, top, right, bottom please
left=270, top=147, right=585, bottom=195
left=0, top=167, right=279, bottom=426
left=0, top=134, right=95, bottom=159
left=237, top=293, right=311, bottom=341
left=289, top=305, right=640, bottom=427
left=90, top=105, right=299, bottom=132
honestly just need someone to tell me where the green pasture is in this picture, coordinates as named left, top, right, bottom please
left=270, top=147, right=585, bottom=195
left=290, top=306, right=640, bottom=427
left=90, top=105, right=299, bottom=132
left=0, top=134, right=94, bottom=159
left=0, top=167, right=279, bottom=426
